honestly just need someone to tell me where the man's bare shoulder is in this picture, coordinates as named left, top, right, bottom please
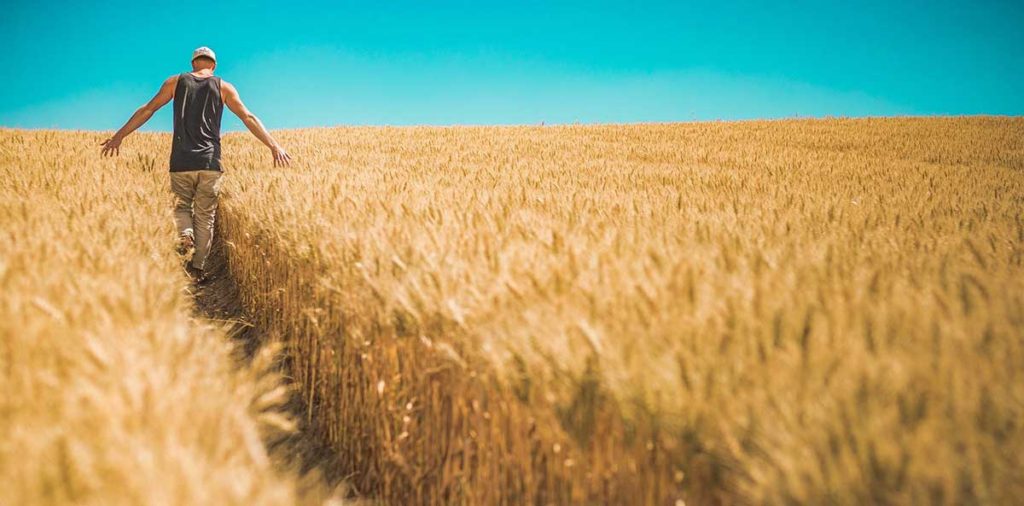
left=156, top=74, right=179, bottom=92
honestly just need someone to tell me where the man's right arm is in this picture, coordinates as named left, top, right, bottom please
left=101, top=75, right=177, bottom=157
left=221, top=81, right=291, bottom=167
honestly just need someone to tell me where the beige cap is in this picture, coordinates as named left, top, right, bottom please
left=192, top=46, right=216, bottom=62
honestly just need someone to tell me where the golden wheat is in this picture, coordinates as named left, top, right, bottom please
left=217, top=118, right=1023, bottom=504
left=0, top=129, right=302, bottom=505
left=3, top=117, right=1022, bottom=505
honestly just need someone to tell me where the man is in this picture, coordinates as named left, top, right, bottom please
left=100, top=46, right=290, bottom=283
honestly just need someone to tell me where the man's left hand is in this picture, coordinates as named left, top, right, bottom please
left=101, top=135, right=123, bottom=157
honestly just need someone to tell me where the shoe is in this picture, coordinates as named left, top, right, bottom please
left=176, top=232, right=195, bottom=256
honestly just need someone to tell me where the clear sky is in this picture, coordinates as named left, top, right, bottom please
left=1, top=0, right=1021, bottom=131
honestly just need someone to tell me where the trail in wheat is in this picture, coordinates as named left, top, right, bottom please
left=187, top=234, right=352, bottom=504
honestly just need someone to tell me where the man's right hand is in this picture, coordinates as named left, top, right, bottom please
left=271, top=145, right=292, bottom=167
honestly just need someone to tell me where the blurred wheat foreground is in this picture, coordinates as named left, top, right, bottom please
left=3, top=117, right=1023, bottom=504
left=0, top=130, right=302, bottom=504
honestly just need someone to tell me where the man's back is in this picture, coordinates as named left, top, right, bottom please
left=171, top=72, right=224, bottom=172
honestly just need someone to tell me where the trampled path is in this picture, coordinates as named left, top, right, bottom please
left=187, top=236, right=357, bottom=505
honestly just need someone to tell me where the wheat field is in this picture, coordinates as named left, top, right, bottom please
left=2, top=117, right=1022, bottom=505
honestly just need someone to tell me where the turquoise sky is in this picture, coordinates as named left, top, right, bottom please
left=1, top=0, right=1021, bottom=131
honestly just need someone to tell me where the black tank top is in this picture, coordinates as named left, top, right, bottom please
left=170, top=73, right=224, bottom=172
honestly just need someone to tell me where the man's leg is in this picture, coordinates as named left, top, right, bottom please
left=191, top=170, right=223, bottom=271
left=170, top=172, right=198, bottom=251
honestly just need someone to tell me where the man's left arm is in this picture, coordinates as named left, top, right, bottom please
left=101, top=75, right=177, bottom=157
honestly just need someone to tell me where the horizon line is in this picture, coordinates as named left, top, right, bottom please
left=2, top=114, right=1020, bottom=134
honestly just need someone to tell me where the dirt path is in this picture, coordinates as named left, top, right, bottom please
left=187, top=237, right=354, bottom=505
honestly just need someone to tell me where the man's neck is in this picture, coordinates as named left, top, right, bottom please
left=191, top=69, right=214, bottom=77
